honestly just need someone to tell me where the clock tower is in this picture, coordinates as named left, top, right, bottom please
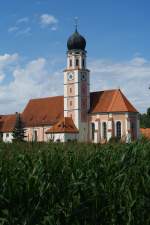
left=64, top=27, right=90, bottom=141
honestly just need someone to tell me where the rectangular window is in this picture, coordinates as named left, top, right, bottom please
left=82, top=59, right=85, bottom=68
left=116, top=121, right=121, bottom=139
left=131, top=122, right=136, bottom=140
left=76, top=59, right=79, bottom=67
left=70, top=101, right=72, bottom=106
left=69, top=59, right=72, bottom=67
left=70, top=88, right=72, bottom=93
left=33, top=130, right=37, bottom=142
left=102, top=122, right=107, bottom=139
left=6, top=133, right=9, bottom=138
left=91, top=123, right=95, bottom=140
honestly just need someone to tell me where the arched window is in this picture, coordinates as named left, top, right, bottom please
left=116, top=121, right=121, bottom=139
left=102, top=122, right=107, bottom=139
left=76, top=59, right=79, bottom=67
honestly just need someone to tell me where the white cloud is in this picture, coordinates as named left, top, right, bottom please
left=8, top=14, right=58, bottom=36
left=51, top=26, right=57, bottom=31
left=8, top=17, right=30, bottom=36
left=130, top=57, right=147, bottom=66
left=16, top=17, right=29, bottom=24
left=15, top=27, right=31, bottom=37
left=0, top=54, right=63, bottom=114
left=0, top=74, right=5, bottom=82
left=8, top=26, right=19, bottom=33
left=0, top=53, right=18, bottom=83
left=40, top=14, right=58, bottom=29
left=0, top=53, right=18, bottom=64
left=0, top=53, right=149, bottom=114
left=89, top=56, right=150, bottom=113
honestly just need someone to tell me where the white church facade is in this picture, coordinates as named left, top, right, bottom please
left=0, top=27, right=140, bottom=143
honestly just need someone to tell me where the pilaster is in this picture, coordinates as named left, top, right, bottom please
left=107, top=114, right=113, bottom=141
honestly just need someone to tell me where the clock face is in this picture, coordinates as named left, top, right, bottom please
left=81, top=73, right=86, bottom=81
left=67, top=73, right=74, bottom=81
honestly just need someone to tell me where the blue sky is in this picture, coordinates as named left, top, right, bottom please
left=0, top=0, right=150, bottom=113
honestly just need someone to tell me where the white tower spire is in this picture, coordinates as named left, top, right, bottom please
left=64, top=25, right=90, bottom=141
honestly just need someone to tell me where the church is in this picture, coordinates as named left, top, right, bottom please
left=0, top=27, right=140, bottom=143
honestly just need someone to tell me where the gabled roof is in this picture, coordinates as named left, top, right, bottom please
left=140, top=128, right=150, bottom=139
left=46, top=117, right=79, bottom=134
left=22, top=90, right=137, bottom=127
left=0, top=114, right=16, bottom=133
left=22, top=96, right=64, bottom=127
left=0, top=89, right=137, bottom=132
left=90, top=89, right=138, bottom=113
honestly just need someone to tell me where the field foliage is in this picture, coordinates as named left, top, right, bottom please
left=0, top=139, right=150, bottom=225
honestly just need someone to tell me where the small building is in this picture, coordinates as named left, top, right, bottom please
left=0, top=114, right=16, bottom=143
left=46, top=117, right=79, bottom=142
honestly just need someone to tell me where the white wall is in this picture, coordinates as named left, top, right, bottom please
left=47, top=133, right=65, bottom=142
left=64, top=133, right=78, bottom=142
left=47, top=133, right=78, bottom=143
left=3, top=133, right=13, bottom=143
left=25, top=125, right=51, bottom=142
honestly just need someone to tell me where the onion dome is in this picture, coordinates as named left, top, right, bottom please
left=67, top=28, right=86, bottom=51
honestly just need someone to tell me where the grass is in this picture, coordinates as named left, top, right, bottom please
left=0, top=139, right=150, bottom=225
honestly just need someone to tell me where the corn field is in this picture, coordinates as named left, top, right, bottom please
left=0, top=139, right=150, bottom=225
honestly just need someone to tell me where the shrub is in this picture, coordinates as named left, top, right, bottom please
left=108, top=136, right=121, bottom=144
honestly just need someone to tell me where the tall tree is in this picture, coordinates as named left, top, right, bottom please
left=12, top=112, right=26, bottom=142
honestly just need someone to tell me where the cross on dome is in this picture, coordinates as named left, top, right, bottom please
left=74, top=17, right=78, bottom=32
left=67, top=18, right=86, bottom=51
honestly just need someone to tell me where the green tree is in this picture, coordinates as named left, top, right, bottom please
left=140, top=107, right=150, bottom=128
left=147, top=107, right=150, bottom=117
left=12, top=112, right=26, bottom=142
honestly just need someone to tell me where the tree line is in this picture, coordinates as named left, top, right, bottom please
left=140, top=107, right=150, bottom=128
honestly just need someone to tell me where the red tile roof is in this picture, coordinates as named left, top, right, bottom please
left=46, top=117, right=79, bottom=134
left=0, top=89, right=138, bottom=132
left=0, top=114, right=16, bottom=132
left=22, top=90, right=137, bottom=128
left=140, top=128, right=150, bottom=139
left=90, top=89, right=138, bottom=113
left=22, top=96, right=64, bottom=127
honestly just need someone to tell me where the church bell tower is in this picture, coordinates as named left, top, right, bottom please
left=64, top=25, right=90, bottom=141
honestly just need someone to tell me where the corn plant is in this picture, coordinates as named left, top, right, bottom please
left=0, top=139, right=150, bottom=225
